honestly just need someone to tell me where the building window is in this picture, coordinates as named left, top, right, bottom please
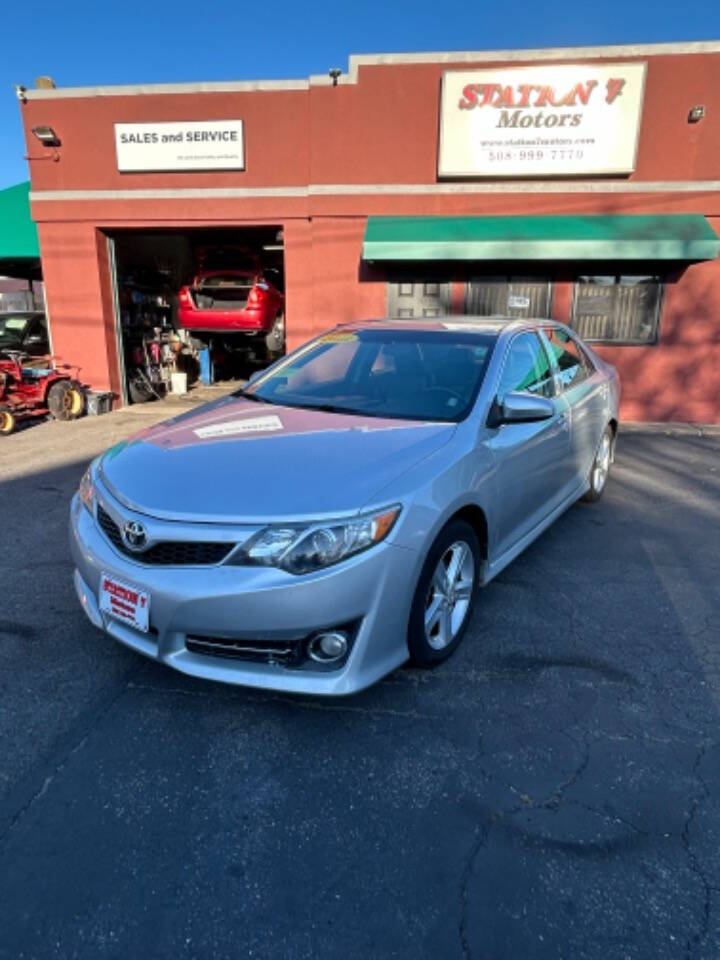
left=466, top=277, right=552, bottom=319
left=571, top=275, right=663, bottom=344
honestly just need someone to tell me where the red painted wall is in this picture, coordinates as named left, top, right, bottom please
left=19, top=47, right=720, bottom=421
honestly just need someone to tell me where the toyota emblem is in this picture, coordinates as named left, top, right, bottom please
left=123, top=520, right=148, bottom=551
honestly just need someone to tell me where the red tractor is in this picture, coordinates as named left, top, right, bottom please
left=0, top=351, right=85, bottom=436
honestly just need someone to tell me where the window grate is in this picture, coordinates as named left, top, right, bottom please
left=572, top=275, right=662, bottom=344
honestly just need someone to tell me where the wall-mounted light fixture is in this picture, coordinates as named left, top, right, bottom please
left=13, top=84, right=27, bottom=103
left=32, top=125, right=61, bottom=147
left=26, top=125, right=62, bottom=162
left=688, top=105, right=705, bottom=123
left=328, top=68, right=341, bottom=87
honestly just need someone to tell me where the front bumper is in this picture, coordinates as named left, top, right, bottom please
left=70, top=495, right=418, bottom=695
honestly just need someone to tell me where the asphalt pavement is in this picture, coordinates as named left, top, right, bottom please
left=1, top=403, right=719, bottom=960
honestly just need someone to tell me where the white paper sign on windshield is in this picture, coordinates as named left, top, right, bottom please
left=193, top=415, right=283, bottom=439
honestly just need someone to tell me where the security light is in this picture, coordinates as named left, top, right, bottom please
left=13, top=84, right=27, bottom=103
left=329, top=68, right=341, bottom=87
left=32, top=126, right=61, bottom=147
left=688, top=105, right=705, bottom=123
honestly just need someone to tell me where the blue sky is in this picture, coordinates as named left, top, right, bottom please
left=2, top=0, right=719, bottom=189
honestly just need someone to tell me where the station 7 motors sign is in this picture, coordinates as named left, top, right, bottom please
left=438, top=62, right=646, bottom=178
left=115, top=120, right=245, bottom=172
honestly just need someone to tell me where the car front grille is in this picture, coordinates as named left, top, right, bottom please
left=96, top=503, right=234, bottom=566
left=186, top=635, right=303, bottom=666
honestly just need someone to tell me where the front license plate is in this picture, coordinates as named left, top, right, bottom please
left=99, top=572, right=150, bottom=633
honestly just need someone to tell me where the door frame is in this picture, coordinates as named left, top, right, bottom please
left=106, top=236, right=129, bottom=406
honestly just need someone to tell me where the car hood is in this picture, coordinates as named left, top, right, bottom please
left=98, top=396, right=456, bottom=522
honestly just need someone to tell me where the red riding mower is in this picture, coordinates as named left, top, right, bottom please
left=0, top=351, right=85, bottom=436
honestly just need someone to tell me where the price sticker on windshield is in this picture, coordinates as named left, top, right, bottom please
left=318, top=333, right=358, bottom=344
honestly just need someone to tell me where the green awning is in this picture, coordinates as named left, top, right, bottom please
left=362, top=215, right=720, bottom=262
left=0, top=181, right=39, bottom=261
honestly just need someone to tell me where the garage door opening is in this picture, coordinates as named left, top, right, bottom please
left=108, top=227, right=285, bottom=404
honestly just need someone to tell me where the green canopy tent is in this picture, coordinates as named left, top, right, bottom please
left=0, top=181, right=41, bottom=281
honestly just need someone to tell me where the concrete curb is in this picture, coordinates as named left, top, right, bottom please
left=619, top=421, right=720, bottom=437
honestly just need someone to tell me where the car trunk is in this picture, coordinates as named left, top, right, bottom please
left=191, top=278, right=254, bottom=311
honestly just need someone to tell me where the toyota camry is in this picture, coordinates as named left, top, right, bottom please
left=70, top=318, right=619, bottom=695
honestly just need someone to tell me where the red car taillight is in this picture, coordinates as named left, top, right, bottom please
left=248, top=281, right=268, bottom=306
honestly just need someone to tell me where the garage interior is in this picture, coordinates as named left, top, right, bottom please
left=108, top=227, right=285, bottom=404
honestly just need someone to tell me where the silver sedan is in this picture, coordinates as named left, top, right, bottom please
left=70, top=318, right=620, bottom=695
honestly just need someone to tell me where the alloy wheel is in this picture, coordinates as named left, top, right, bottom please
left=424, top=540, right=475, bottom=650
left=592, top=431, right=612, bottom=493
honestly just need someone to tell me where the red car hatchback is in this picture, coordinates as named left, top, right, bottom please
left=177, top=268, right=285, bottom=358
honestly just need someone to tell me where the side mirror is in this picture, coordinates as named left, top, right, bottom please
left=493, top=392, right=554, bottom=425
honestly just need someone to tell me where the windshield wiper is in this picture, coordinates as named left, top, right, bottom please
left=235, top=389, right=276, bottom=405
left=286, top=402, right=391, bottom=418
left=302, top=403, right=352, bottom=414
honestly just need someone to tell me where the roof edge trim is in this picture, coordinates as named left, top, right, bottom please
left=21, top=39, right=720, bottom=99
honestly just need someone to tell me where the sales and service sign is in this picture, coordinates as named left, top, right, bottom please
left=438, top=63, right=646, bottom=178
left=115, top=120, right=244, bottom=172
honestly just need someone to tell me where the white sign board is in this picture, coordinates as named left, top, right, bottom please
left=115, top=120, right=244, bottom=172
left=439, top=63, right=646, bottom=178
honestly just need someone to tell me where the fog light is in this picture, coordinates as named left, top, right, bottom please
left=308, top=631, right=348, bottom=663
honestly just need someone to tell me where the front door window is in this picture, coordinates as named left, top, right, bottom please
left=496, top=332, right=555, bottom=401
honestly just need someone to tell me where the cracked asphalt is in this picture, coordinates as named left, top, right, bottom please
left=1, top=405, right=719, bottom=959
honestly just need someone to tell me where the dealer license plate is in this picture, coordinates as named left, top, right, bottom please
left=99, top=572, right=150, bottom=633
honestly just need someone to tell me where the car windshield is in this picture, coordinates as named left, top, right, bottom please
left=0, top=315, right=30, bottom=346
left=243, top=327, right=496, bottom=422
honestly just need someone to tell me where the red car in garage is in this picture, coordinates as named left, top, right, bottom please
left=177, top=267, right=285, bottom=360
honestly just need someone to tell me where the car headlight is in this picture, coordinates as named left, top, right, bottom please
left=78, top=465, right=95, bottom=515
left=230, top=504, right=401, bottom=575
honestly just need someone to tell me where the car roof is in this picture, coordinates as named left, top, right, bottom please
left=337, top=316, right=551, bottom=335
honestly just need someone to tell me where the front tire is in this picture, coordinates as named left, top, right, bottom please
left=0, top=408, right=17, bottom=435
left=582, top=425, right=614, bottom=502
left=47, top=379, right=85, bottom=421
left=407, top=519, right=480, bottom=667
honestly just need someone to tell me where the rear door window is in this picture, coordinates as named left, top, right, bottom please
left=542, top=327, right=590, bottom=392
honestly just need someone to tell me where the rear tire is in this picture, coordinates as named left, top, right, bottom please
left=264, top=312, right=285, bottom=361
left=47, top=379, right=85, bottom=421
left=582, top=425, right=614, bottom=502
left=0, top=408, right=17, bottom=435
left=407, top=519, right=480, bottom=667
